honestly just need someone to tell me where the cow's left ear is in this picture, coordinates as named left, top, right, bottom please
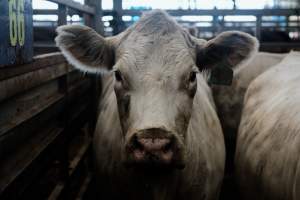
left=196, top=31, right=258, bottom=85
left=55, top=25, right=117, bottom=73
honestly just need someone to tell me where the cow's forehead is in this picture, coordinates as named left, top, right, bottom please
left=130, top=10, right=181, bottom=37
left=114, top=11, right=196, bottom=75
left=116, top=37, right=195, bottom=78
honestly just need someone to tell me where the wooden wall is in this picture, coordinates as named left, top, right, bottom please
left=0, top=52, right=100, bottom=199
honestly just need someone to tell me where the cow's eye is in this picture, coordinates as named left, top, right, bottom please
left=189, top=71, right=197, bottom=83
left=114, top=70, right=122, bottom=82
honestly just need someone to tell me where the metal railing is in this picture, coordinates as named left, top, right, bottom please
left=32, top=1, right=300, bottom=52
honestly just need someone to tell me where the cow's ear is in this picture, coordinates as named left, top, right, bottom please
left=55, top=25, right=115, bottom=73
left=197, top=31, right=258, bottom=69
left=196, top=31, right=258, bottom=85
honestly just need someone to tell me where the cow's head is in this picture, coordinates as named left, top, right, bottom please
left=56, top=10, right=258, bottom=170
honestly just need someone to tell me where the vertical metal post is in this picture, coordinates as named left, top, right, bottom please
left=85, top=0, right=104, bottom=34
left=285, top=15, right=289, bottom=33
left=84, top=0, right=93, bottom=27
left=58, top=4, right=67, bottom=26
left=256, top=15, right=262, bottom=41
left=94, top=0, right=104, bottom=34
left=113, top=0, right=122, bottom=13
left=213, top=14, right=218, bottom=36
left=83, top=1, right=103, bottom=136
left=232, top=0, right=236, bottom=9
left=112, top=0, right=123, bottom=35
left=57, top=3, right=69, bottom=184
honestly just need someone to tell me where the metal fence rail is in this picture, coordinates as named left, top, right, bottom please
left=33, top=5, right=300, bottom=53
left=33, top=0, right=104, bottom=55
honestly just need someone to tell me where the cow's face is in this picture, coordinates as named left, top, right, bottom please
left=113, top=33, right=199, bottom=170
left=56, top=11, right=258, bottom=170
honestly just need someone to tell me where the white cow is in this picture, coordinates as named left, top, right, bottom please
left=235, top=51, right=300, bottom=200
left=56, top=10, right=257, bottom=200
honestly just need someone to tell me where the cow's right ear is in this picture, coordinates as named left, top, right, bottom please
left=55, top=25, right=115, bottom=73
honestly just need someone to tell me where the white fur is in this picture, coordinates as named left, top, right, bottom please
left=236, top=51, right=300, bottom=200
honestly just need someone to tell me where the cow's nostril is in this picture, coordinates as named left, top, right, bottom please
left=163, top=139, right=173, bottom=152
left=132, top=135, right=144, bottom=150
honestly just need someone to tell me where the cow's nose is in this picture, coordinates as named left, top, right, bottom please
left=128, top=128, right=175, bottom=165
left=132, top=136, right=174, bottom=164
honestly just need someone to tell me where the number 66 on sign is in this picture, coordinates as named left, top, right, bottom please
left=9, top=0, right=25, bottom=46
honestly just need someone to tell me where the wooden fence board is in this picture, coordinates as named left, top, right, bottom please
left=0, top=53, right=64, bottom=81
left=0, top=63, right=69, bottom=102
left=0, top=125, right=64, bottom=198
left=0, top=79, right=63, bottom=136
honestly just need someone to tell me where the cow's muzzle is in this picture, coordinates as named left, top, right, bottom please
left=125, top=128, right=185, bottom=169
